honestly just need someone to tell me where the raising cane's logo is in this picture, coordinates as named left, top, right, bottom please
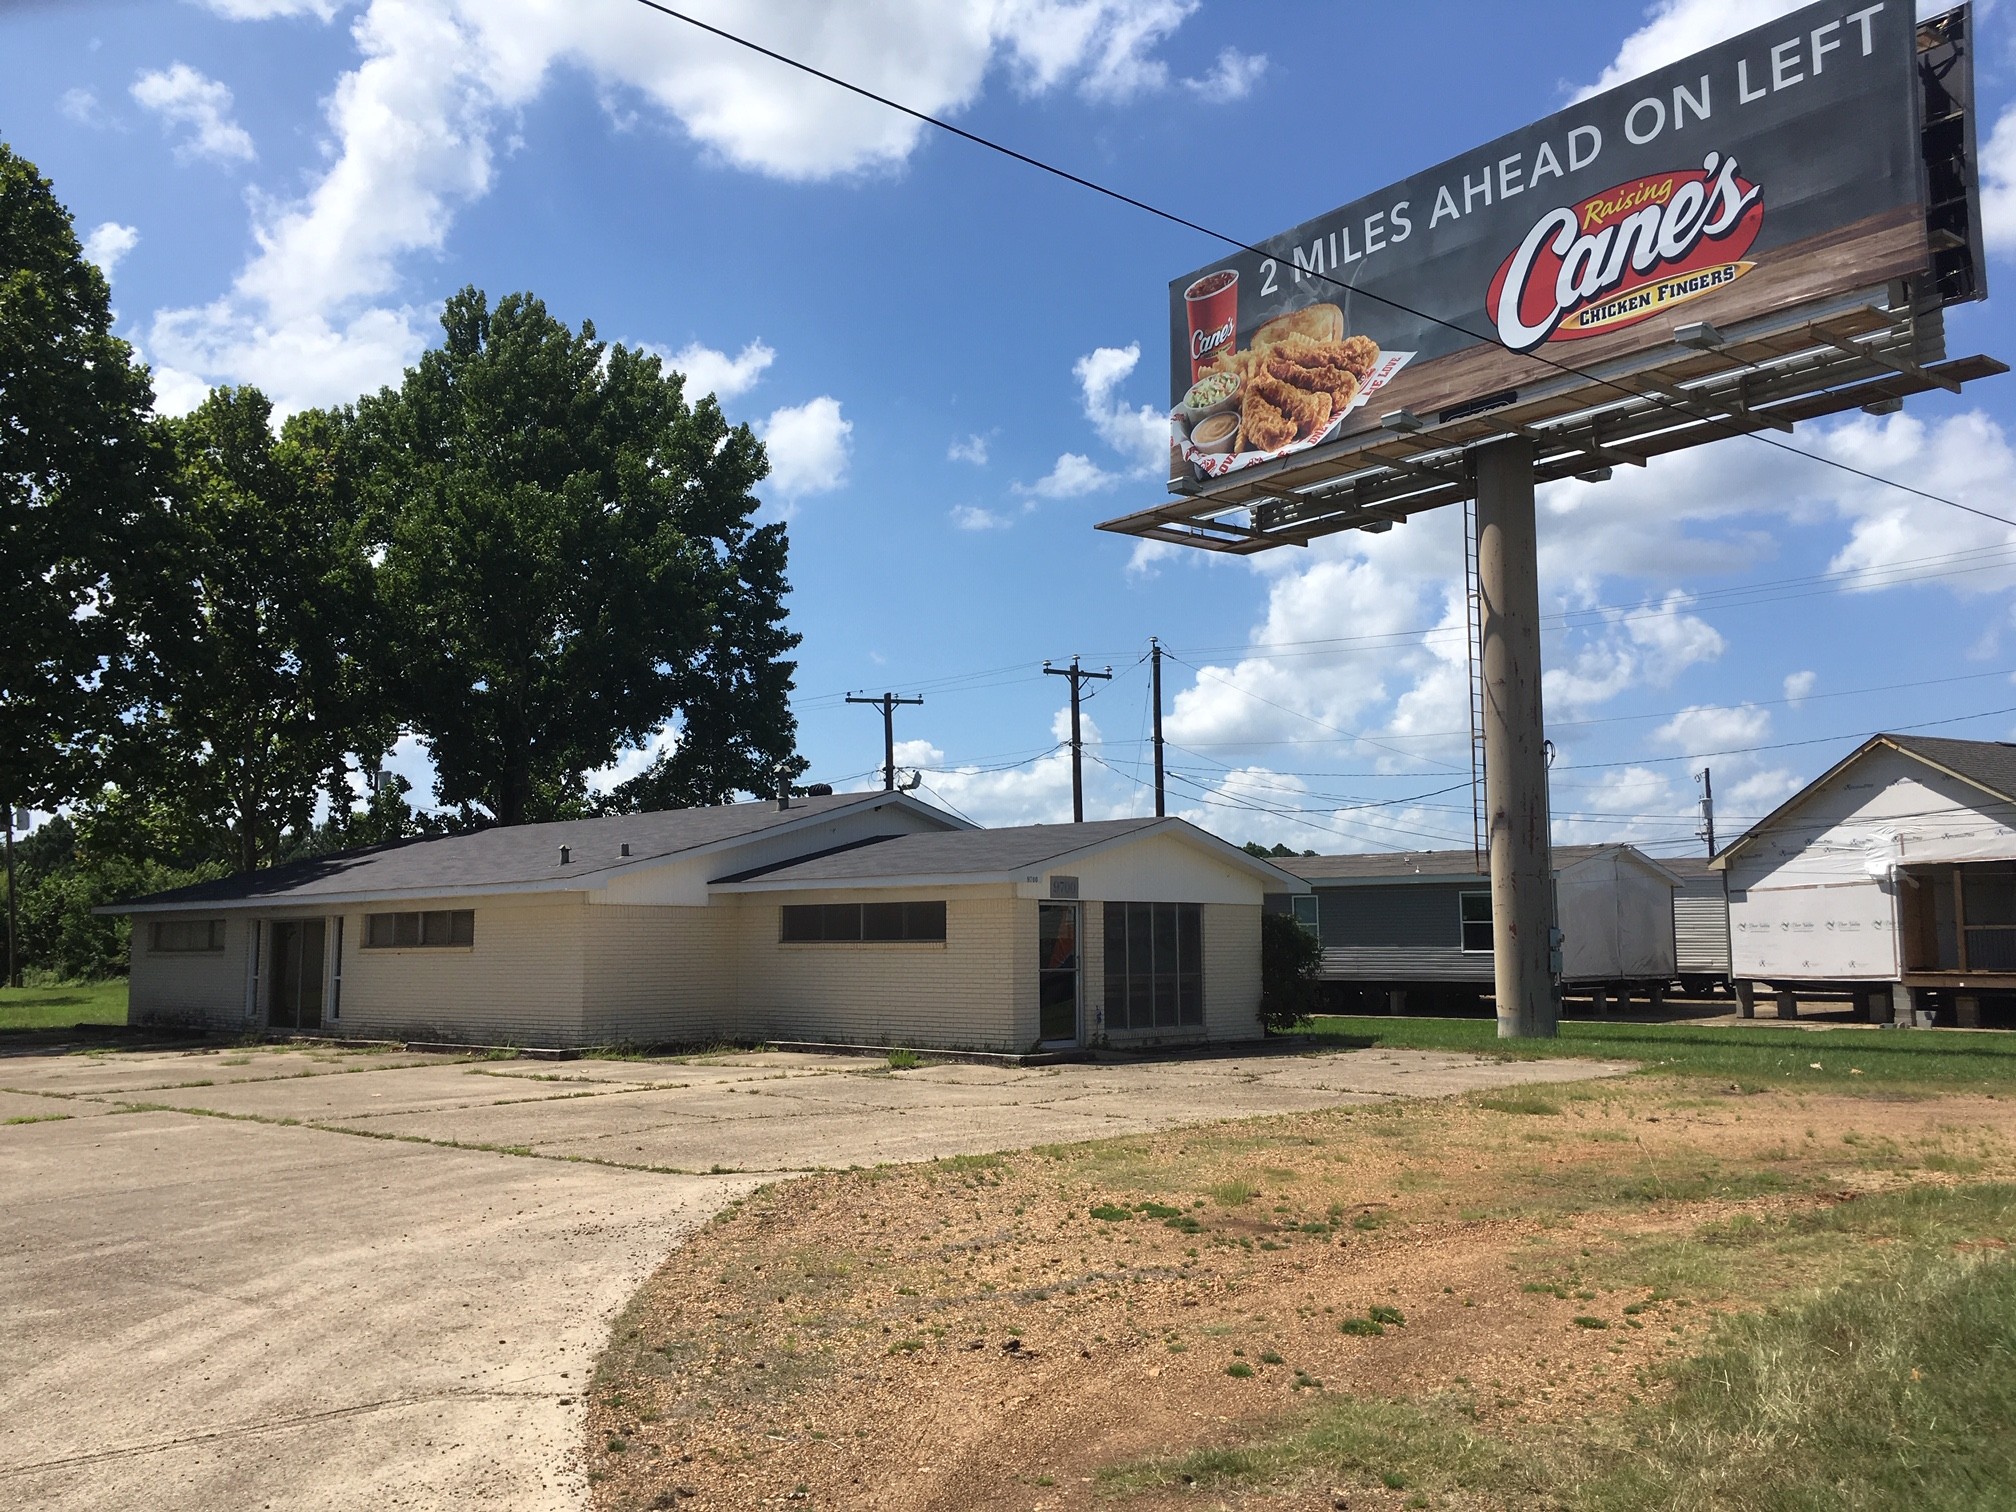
left=1488, top=152, right=1763, bottom=354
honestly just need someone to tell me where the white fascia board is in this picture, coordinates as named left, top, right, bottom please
left=1302, top=871, right=1487, bottom=888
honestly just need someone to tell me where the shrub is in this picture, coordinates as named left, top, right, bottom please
left=1261, top=910, right=1323, bottom=1034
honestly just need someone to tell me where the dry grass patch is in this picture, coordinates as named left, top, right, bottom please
left=587, top=1082, right=2016, bottom=1511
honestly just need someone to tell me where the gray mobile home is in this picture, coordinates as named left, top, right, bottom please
left=1270, top=845, right=1680, bottom=1011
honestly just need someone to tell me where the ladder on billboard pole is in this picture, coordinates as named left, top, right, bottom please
left=1462, top=497, right=1487, bottom=875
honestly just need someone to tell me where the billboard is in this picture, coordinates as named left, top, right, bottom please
left=1166, top=0, right=1940, bottom=493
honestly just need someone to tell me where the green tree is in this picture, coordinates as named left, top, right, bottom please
left=362, top=288, right=802, bottom=826
left=0, top=142, right=170, bottom=815
left=130, top=386, right=392, bottom=872
left=1260, top=909, right=1324, bottom=1033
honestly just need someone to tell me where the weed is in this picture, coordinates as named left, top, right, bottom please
left=1339, top=1317, right=1386, bottom=1338
left=1368, top=1305, right=1406, bottom=1327
left=1225, top=1362, right=1255, bottom=1378
left=886, top=1049, right=923, bottom=1071
left=1090, top=1204, right=1132, bottom=1222
left=1210, top=1179, right=1259, bottom=1207
left=1480, top=1093, right=1561, bottom=1117
left=3, top=1113, right=70, bottom=1125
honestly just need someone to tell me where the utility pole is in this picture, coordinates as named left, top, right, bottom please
left=4, top=804, right=21, bottom=990
left=845, top=692, right=924, bottom=792
left=1044, top=656, right=1112, bottom=823
left=1475, top=437, right=1557, bottom=1040
left=1697, top=767, right=1717, bottom=856
left=1150, top=638, right=1166, bottom=818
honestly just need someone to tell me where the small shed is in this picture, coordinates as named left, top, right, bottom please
left=1269, top=844, right=1679, bottom=1008
left=1716, top=733, right=2016, bottom=1027
left=1663, top=856, right=1732, bottom=993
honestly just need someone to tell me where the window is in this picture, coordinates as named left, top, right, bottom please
left=363, top=909, right=474, bottom=949
left=1103, top=902, right=1203, bottom=1031
left=1290, top=895, right=1320, bottom=935
left=150, top=919, right=225, bottom=953
left=1459, top=891, right=1493, bottom=953
left=779, top=901, right=946, bottom=943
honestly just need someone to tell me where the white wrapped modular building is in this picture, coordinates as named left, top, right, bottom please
left=1716, top=734, right=2016, bottom=1027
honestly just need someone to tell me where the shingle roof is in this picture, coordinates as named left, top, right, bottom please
left=1275, top=843, right=1641, bottom=884
left=107, top=793, right=950, bottom=912
left=713, top=819, right=1164, bottom=885
left=1883, top=735, right=2016, bottom=802
left=1659, top=855, right=1721, bottom=880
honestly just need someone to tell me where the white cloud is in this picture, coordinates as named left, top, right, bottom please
left=1181, top=47, right=1266, bottom=102
left=892, top=710, right=1095, bottom=827
left=1074, top=342, right=1167, bottom=475
left=131, top=63, right=256, bottom=164
left=951, top=505, right=1013, bottom=531
left=949, top=433, right=990, bottom=466
left=1783, top=670, right=1817, bottom=705
left=659, top=338, right=774, bottom=402
left=1982, top=104, right=2016, bottom=259
left=758, top=396, right=852, bottom=498
left=1579, top=0, right=1967, bottom=101
left=59, top=88, right=103, bottom=124
left=147, top=0, right=1211, bottom=414
left=200, top=0, right=345, bottom=17
left=81, top=222, right=139, bottom=278
left=1022, top=452, right=1119, bottom=498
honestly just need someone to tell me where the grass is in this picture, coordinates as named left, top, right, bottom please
left=885, top=1048, right=923, bottom=1070
left=0, top=980, right=128, bottom=1032
left=1311, top=1015, right=2016, bottom=1091
left=1105, top=1184, right=2016, bottom=1510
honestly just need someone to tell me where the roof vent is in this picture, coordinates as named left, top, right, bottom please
left=620, top=842, right=631, bottom=858
left=776, top=794, right=791, bottom=811
left=558, top=845, right=571, bottom=865
left=806, top=782, right=833, bottom=797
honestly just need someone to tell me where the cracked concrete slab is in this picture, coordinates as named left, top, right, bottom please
left=0, top=1042, right=1625, bottom=1510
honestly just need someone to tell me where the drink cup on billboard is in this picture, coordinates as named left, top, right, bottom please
left=1185, top=269, right=1238, bottom=382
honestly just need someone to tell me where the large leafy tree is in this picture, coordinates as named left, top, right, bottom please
left=131, top=386, right=393, bottom=872
left=0, top=141, right=170, bottom=813
left=362, top=288, right=802, bottom=827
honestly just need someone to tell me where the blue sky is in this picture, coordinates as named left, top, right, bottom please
left=10, top=0, right=2016, bottom=858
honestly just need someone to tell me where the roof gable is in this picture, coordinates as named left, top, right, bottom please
left=1715, top=734, right=2016, bottom=867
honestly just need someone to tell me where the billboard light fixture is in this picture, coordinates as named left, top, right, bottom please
left=1675, top=321, right=1727, bottom=352
left=1381, top=409, right=1426, bottom=435
left=1575, top=468, right=1614, bottom=483
left=1863, top=396, right=1905, bottom=415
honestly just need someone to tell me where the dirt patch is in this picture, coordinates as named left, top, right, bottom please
left=586, top=1082, right=2016, bottom=1510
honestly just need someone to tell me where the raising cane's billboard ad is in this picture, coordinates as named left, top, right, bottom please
left=1168, top=0, right=1943, bottom=491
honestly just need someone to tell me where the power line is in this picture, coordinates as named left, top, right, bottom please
left=627, top=0, right=2014, bottom=531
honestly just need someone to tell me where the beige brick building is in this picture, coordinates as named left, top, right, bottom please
left=105, top=793, right=1303, bottom=1053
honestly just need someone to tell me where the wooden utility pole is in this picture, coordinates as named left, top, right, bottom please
left=1475, top=437, right=1557, bottom=1039
left=1150, top=638, right=1166, bottom=818
left=1697, top=767, right=1717, bottom=856
left=845, top=692, right=924, bottom=792
left=1044, top=656, right=1112, bottom=823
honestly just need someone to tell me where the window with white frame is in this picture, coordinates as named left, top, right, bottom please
left=1290, top=895, right=1320, bottom=934
left=1459, top=891, right=1493, bottom=952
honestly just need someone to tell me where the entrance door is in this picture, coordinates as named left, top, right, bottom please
left=268, top=920, right=326, bottom=1031
left=1038, top=902, right=1080, bottom=1044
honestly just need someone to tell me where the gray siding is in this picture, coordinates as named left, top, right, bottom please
left=1314, top=883, right=1494, bottom=984
left=1675, top=877, right=1731, bottom=975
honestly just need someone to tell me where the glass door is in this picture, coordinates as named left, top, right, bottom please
left=1038, top=902, right=1080, bottom=1045
left=267, top=920, right=326, bottom=1031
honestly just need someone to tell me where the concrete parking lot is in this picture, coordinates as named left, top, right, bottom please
left=0, top=1037, right=1625, bottom=1510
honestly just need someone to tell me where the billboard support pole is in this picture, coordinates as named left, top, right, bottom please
left=1475, top=437, right=1558, bottom=1040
